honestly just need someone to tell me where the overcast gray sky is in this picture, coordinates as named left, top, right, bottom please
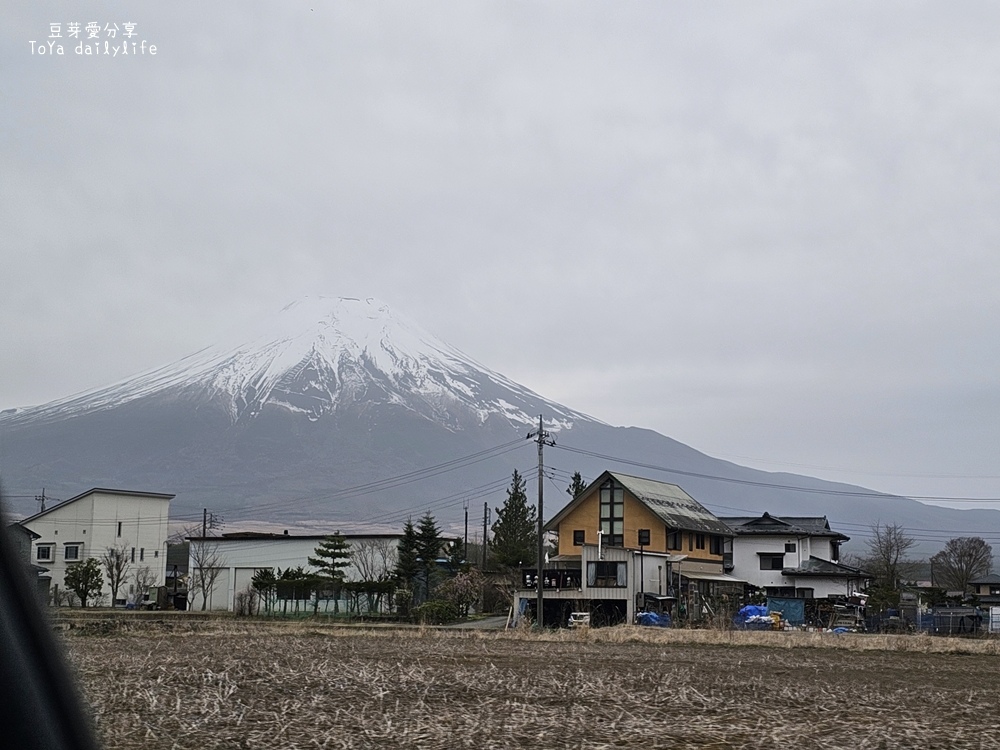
left=4, top=1, right=999, bottom=507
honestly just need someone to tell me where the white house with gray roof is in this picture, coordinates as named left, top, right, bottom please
left=720, top=512, right=869, bottom=599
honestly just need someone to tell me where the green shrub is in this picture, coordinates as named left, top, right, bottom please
left=412, top=600, right=460, bottom=625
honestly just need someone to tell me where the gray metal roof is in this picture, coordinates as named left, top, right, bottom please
left=545, top=470, right=732, bottom=536
left=187, top=532, right=407, bottom=542
left=970, top=573, right=1000, bottom=585
left=609, top=473, right=733, bottom=536
left=782, top=556, right=871, bottom=578
left=719, top=512, right=849, bottom=541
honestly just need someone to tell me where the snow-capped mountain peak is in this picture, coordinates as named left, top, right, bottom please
left=5, top=296, right=598, bottom=431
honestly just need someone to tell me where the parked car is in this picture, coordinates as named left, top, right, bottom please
left=567, top=611, right=591, bottom=628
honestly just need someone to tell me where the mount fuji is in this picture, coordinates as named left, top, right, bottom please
left=3, top=297, right=591, bottom=433
left=2, top=295, right=999, bottom=553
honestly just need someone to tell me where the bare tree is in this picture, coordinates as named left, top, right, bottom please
left=863, top=521, right=917, bottom=608
left=931, top=537, right=993, bottom=595
left=352, top=538, right=396, bottom=582
left=129, top=565, right=157, bottom=607
left=190, top=539, right=224, bottom=611
left=100, top=544, right=131, bottom=607
left=234, top=587, right=258, bottom=617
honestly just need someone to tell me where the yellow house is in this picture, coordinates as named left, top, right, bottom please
left=513, top=471, right=740, bottom=627
left=547, top=471, right=731, bottom=565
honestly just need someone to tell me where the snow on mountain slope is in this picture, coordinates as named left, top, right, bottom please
left=3, top=297, right=600, bottom=431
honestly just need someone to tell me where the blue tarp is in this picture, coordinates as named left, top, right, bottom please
left=733, top=604, right=771, bottom=630
left=636, top=611, right=672, bottom=628
left=733, top=604, right=768, bottom=623
left=767, top=597, right=805, bottom=626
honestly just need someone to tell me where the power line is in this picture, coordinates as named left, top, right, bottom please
left=554, top=443, right=1000, bottom=503
left=703, top=452, right=1000, bottom=481
left=234, top=438, right=529, bottom=517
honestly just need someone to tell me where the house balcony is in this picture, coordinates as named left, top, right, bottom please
left=520, top=568, right=583, bottom=591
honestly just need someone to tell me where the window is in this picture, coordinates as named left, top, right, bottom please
left=710, top=536, right=723, bottom=555
left=831, top=541, right=840, bottom=562
left=117, top=521, right=122, bottom=537
left=586, top=561, right=627, bottom=588
left=572, top=530, right=585, bottom=546
left=784, top=542, right=796, bottom=553
left=695, top=534, right=706, bottom=550
left=796, top=588, right=814, bottom=599
left=598, top=478, right=624, bottom=547
left=36, top=545, right=53, bottom=562
left=131, top=547, right=136, bottom=563
left=154, top=550, right=159, bottom=558
left=667, top=531, right=682, bottom=551
left=64, top=544, right=80, bottom=561
left=139, top=548, right=145, bottom=561
left=759, top=553, right=784, bottom=571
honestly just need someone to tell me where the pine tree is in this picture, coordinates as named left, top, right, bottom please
left=276, top=566, right=312, bottom=614
left=490, top=469, right=537, bottom=569
left=394, top=519, right=420, bottom=613
left=416, top=512, right=444, bottom=601
left=251, top=568, right=278, bottom=614
left=566, top=471, right=588, bottom=500
left=308, top=532, right=352, bottom=613
left=395, top=519, right=420, bottom=588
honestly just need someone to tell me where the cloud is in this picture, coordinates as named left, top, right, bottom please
left=3, top=1, right=999, bottom=504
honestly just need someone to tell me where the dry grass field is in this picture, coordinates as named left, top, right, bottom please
left=61, top=620, right=1000, bottom=749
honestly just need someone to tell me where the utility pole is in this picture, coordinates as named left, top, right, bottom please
left=638, top=529, right=650, bottom=613
left=35, top=488, right=47, bottom=513
left=482, top=502, right=489, bottom=568
left=463, top=498, right=469, bottom=559
left=201, top=509, right=224, bottom=538
left=528, top=414, right=555, bottom=628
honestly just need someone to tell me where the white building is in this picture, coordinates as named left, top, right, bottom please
left=19, top=488, right=173, bottom=605
left=187, top=532, right=402, bottom=611
left=720, top=512, right=869, bottom=599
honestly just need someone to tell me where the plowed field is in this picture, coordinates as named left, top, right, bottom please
left=63, top=623, right=1000, bottom=749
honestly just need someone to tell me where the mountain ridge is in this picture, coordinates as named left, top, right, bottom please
left=2, top=296, right=998, bottom=557
left=3, top=296, right=599, bottom=431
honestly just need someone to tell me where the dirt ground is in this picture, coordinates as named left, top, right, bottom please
left=62, top=623, right=1000, bottom=749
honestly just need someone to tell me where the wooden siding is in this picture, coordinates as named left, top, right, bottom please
left=555, top=487, right=724, bottom=563
left=556, top=491, right=600, bottom=556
